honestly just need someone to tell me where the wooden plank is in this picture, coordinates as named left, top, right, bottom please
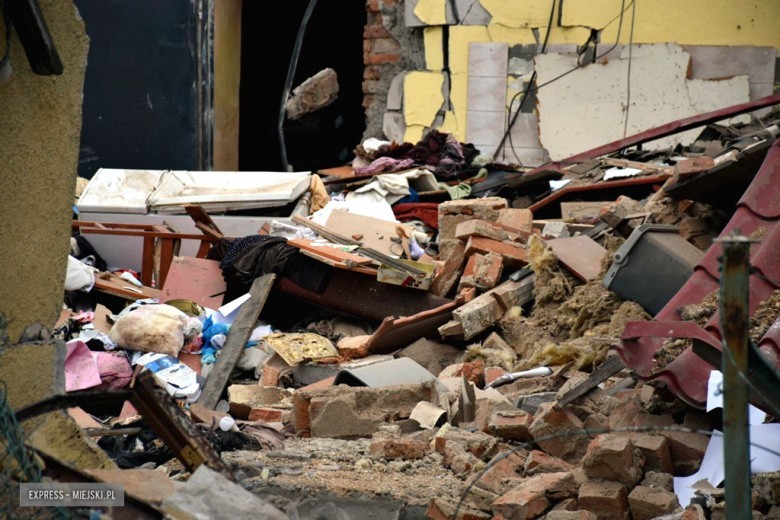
left=197, top=273, right=275, bottom=409
left=291, top=214, right=426, bottom=276
left=93, top=271, right=162, bottom=300
left=132, top=371, right=233, bottom=480
left=161, top=256, right=227, bottom=309
left=296, top=249, right=378, bottom=276
left=556, top=355, right=625, bottom=407
left=546, top=235, right=609, bottom=282
left=287, top=238, right=373, bottom=266
left=184, top=204, right=224, bottom=239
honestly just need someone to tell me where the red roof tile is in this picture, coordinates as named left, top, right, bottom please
left=615, top=140, right=780, bottom=407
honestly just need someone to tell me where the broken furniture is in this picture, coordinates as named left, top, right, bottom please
left=73, top=221, right=217, bottom=288
left=75, top=168, right=312, bottom=272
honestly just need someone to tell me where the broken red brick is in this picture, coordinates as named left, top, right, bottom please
left=627, top=433, right=674, bottom=474
left=523, top=450, right=574, bottom=477
left=434, top=428, right=499, bottom=460
left=628, top=485, right=681, bottom=520
left=471, top=451, right=526, bottom=494
left=465, top=236, right=528, bottom=268
left=430, top=240, right=467, bottom=297
left=484, top=366, right=507, bottom=387
left=426, top=497, right=491, bottom=520
left=496, top=208, right=533, bottom=235
left=578, top=480, right=630, bottom=520
left=369, top=438, right=429, bottom=460
left=336, top=335, right=371, bottom=359
left=529, top=403, right=590, bottom=464
left=460, top=360, right=486, bottom=386
left=459, top=286, right=477, bottom=302
left=492, top=472, right=577, bottom=520
left=297, top=376, right=336, bottom=392
left=459, top=252, right=504, bottom=291
left=247, top=407, right=288, bottom=423
left=487, top=410, right=534, bottom=442
left=455, top=219, right=507, bottom=241
left=581, top=434, right=644, bottom=487
left=261, top=365, right=282, bottom=387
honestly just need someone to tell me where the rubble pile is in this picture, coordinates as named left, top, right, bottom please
left=3, top=103, right=780, bottom=519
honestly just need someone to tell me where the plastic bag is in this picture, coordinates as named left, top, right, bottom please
left=108, top=304, right=191, bottom=356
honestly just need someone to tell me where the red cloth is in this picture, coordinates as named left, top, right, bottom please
left=392, top=203, right=440, bottom=230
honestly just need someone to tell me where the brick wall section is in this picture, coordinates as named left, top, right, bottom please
left=363, top=0, right=402, bottom=110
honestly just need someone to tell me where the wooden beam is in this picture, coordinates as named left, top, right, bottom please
left=556, top=355, right=625, bottom=407
left=197, top=273, right=275, bottom=409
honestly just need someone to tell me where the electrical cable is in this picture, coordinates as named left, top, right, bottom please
left=504, top=0, right=556, bottom=166
left=622, top=0, right=637, bottom=138
left=278, top=0, right=318, bottom=171
left=495, top=0, right=636, bottom=162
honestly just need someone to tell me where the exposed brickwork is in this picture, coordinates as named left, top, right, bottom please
left=363, top=0, right=402, bottom=117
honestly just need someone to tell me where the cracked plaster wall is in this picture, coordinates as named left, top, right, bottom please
left=368, top=0, right=779, bottom=165
left=0, top=1, right=89, bottom=341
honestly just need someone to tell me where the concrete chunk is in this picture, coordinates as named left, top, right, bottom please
left=161, top=465, right=287, bottom=520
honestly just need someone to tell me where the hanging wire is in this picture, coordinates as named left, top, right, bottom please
left=278, top=0, right=319, bottom=171
left=503, top=0, right=556, bottom=166
left=496, top=0, right=637, bottom=162
left=622, top=0, right=637, bottom=138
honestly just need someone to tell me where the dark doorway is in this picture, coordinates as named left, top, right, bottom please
left=239, top=0, right=366, bottom=172
left=74, top=0, right=204, bottom=178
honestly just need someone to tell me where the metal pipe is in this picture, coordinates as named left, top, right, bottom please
left=278, top=0, right=318, bottom=171
left=719, top=232, right=752, bottom=520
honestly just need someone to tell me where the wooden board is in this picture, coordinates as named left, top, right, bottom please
left=287, top=238, right=373, bottom=266
left=197, top=274, right=275, bottom=410
left=93, top=272, right=162, bottom=300
left=297, top=249, right=378, bottom=276
left=161, top=256, right=226, bottom=309
left=546, top=235, right=609, bottom=281
left=323, top=209, right=413, bottom=257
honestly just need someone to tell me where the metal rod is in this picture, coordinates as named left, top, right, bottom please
left=719, top=232, right=752, bottom=520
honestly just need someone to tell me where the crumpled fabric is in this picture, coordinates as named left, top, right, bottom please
left=345, top=174, right=410, bottom=205
left=362, top=130, right=480, bottom=178
left=219, top=234, right=331, bottom=302
left=392, top=203, right=439, bottom=230
left=353, top=156, right=415, bottom=175
left=95, top=351, right=133, bottom=390
left=64, top=255, right=96, bottom=292
left=437, top=181, right=472, bottom=200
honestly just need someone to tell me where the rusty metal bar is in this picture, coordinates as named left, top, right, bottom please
left=719, top=232, right=752, bottom=520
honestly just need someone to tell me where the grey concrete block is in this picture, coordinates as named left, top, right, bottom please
left=386, top=72, right=407, bottom=111
left=162, top=465, right=288, bottom=520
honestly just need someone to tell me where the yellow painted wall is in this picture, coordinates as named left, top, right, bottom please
left=409, top=0, right=780, bottom=142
